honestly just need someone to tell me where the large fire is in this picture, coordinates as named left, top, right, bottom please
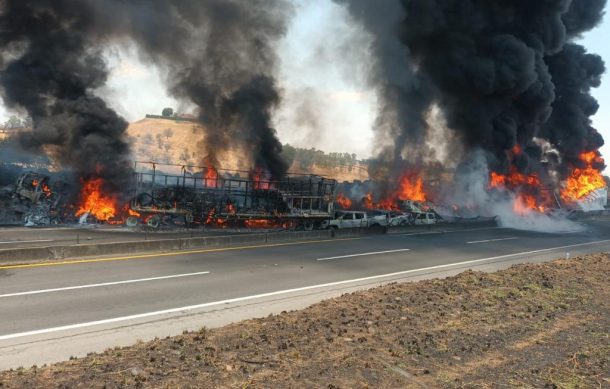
left=395, top=172, right=426, bottom=202
left=336, top=193, right=352, bottom=209
left=75, top=177, right=118, bottom=222
left=513, top=193, right=547, bottom=214
left=561, top=151, right=606, bottom=202
left=364, top=171, right=427, bottom=210
left=489, top=167, right=548, bottom=213
left=489, top=167, right=540, bottom=189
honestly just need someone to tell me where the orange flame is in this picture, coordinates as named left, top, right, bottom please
left=489, top=167, right=540, bottom=189
left=32, top=179, right=52, bottom=197
left=395, top=172, right=426, bottom=202
left=252, top=168, right=273, bottom=190
left=75, top=178, right=118, bottom=222
left=245, top=219, right=278, bottom=229
left=127, top=209, right=141, bottom=217
left=489, top=167, right=548, bottom=213
left=561, top=151, right=606, bottom=202
left=203, top=166, right=219, bottom=188
left=513, top=193, right=547, bottom=215
left=363, top=192, right=375, bottom=209
left=363, top=171, right=427, bottom=210
left=336, top=193, right=352, bottom=209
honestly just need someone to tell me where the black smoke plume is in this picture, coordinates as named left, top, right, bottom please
left=336, top=0, right=431, bottom=183
left=0, top=0, right=132, bottom=193
left=0, top=0, right=292, bottom=194
left=106, top=0, right=292, bottom=178
left=541, top=0, right=607, bottom=175
left=340, top=0, right=606, bottom=185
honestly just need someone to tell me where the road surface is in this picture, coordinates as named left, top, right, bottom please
left=0, top=220, right=609, bottom=369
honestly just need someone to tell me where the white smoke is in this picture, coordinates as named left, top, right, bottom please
left=448, top=150, right=586, bottom=233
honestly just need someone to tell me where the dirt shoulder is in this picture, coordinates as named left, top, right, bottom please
left=1, top=254, right=609, bottom=388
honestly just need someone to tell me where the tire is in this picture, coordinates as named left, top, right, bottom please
left=303, top=221, right=314, bottom=231
left=125, top=216, right=139, bottom=227
left=146, top=215, right=161, bottom=229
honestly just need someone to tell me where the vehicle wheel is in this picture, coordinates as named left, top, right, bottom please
left=125, top=216, right=139, bottom=227
left=303, top=221, right=314, bottom=231
left=329, top=225, right=338, bottom=230
left=146, top=215, right=161, bottom=229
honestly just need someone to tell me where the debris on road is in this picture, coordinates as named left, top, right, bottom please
left=0, top=172, right=65, bottom=226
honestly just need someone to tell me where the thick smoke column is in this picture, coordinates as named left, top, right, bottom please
left=340, top=0, right=607, bottom=185
left=541, top=0, right=607, bottom=176
left=335, top=0, right=431, bottom=181
left=107, top=0, right=291, bottom=178
left=0, top=0, right=291, bottom=188
left=0, top=0, right=132, bottom=192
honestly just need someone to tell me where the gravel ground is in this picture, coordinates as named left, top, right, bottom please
left=1, top=254, right=608, bottom=388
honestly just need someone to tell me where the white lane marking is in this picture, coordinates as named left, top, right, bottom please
left=0, top=239, right=54, bottom=245
left=0, top=238, right=608, bottom=341
left=467, top=237, right=518, bottom=244
left=389, top=226, right=505, bottom=237
left=316, top=249, right=411, bottom=261
left=0, top=271, right=211, bottom=299
left=391, top=231, right=443, bottom=237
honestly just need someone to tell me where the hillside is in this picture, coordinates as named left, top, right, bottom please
left=1, top=254, right=608, bottom=388
left=126, top=117, right=370, bottom=181
left=126, top=118, right=247, bottom=171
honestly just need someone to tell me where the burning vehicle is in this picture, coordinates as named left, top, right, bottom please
left=126, top=162, right=336, bottom=230
left=0, top=172, right=64, bottom=226
left=0, top=1, right=608, bottom=234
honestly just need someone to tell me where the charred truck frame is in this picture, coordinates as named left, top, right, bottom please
left=128, top=162, right=337, bottom=230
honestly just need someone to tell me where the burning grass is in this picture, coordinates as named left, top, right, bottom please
left=1, top=254, right=608, bottom=388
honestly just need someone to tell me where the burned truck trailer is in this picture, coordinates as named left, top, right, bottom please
left=129, top=162, right=337, bottom=230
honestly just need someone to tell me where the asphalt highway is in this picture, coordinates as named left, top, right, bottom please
left=0, top=223, right=610, bottom=336
left=1, top=220, right=609, bottom=340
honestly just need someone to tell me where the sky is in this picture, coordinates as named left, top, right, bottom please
left=0, top=1, right=608, bottom=164
left=579, top=17, right=610, bottom=164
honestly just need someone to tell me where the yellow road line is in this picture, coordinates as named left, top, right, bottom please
left=0, top=237, right=361, bottom=270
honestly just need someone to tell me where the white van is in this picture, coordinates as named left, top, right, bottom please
left=321, top=211, right=387, bottom=229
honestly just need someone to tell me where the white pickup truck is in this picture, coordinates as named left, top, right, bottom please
left=321, top=211, right=388, bottom=229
